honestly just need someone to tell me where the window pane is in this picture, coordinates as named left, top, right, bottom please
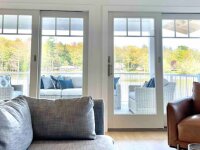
left=57, top=18, right=69, bottom=35
left=18, top=15, right=32, bottom=34
left=40, top=36, right=83, bottom=99
left=114, top=37, right=156, bottom=115
left=189, top=20, right=200, bottom=37
left=3, top=15, right=17, bottom=33
left=162, top=20, right=175, bottom=37
left=0, top=15, right=2, bottom=33
left=71, top=18, right=83, bottom=36
left=0, top=35, right=31, bottom=100
left=176, top=20, right=188, bottom=37
left=128, top=18, right=140, bottom=36
left=142, top=19, right=154, bottom=36
left=42, top=18, right=55, bottom=35
left=114, top=18, right=127, bottom=36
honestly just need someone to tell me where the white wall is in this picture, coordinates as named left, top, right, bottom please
left=1, top=0, right=200, bottom=130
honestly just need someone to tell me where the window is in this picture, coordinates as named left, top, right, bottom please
left=162, top=18, right=200, bottom=113
left=40, top=14, right=85, bottom=99
left=0, top=14, right=32, bottom=99
left=113, top=17, right=156, bottom=115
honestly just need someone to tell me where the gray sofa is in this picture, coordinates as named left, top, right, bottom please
left=0, top=96, right=114, bottom=150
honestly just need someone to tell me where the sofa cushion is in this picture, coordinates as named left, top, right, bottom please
left=28, top=135, right=114, bottom=150
left=71, top=76, right=82, bottom=88
left=62, top=88, right=82, bottom=96
left=41, top=76, right=55, bottom=89
left=178, top=114, right=200, bottom=143
left=25, top=96, right=96, bottom=140
left=0, top=97, right=33, bottom=150
left=40, top=89, right=62, bottom=96
left=0, top=75, right=11, bottom=88
left=59, top=79, right=74, bottom=89
left=192, top=82, right=200, bottom=113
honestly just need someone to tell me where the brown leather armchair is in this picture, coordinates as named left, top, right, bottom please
left=167, top=97, right=200, bottom=149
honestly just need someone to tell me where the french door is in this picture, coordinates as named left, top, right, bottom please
left=108, top=12, right=163, bottom=129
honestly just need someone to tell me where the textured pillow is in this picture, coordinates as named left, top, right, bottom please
left=0, top=97, right=33, bottom=150
left=59, top=79, right=74, bottom=89
left=193, top=82, right=200, bottom=113
left=0, top=75, right=11, bottom=87
left=25, top=96, right=96, bottom=140
left=41, top=76, right=55, bottom=89
left=114, top=77, right=120, bottom=89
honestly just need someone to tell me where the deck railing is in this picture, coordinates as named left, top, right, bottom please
left=0, top=71, right=198, bottom=102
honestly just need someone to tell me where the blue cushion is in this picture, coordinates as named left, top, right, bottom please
left=59, top=79, right=74, bottom=89
left=41, top=76, right=55, bottom=89
left=114, top=77, right=120, bottom=89
left=146, top=78, right=155, bottom=88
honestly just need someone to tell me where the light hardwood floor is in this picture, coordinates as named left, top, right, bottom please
left=106, top=131, right=175, bottom=150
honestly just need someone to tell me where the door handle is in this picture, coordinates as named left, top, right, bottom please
left=108, top=64, right=113, bottom=76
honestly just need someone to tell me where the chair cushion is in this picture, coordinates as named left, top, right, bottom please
left=129, top=91, right=135, bottom=100
left=178, top=114, right=200, bottom=143
left=28, top=135, right=114, bottom=150
left=0, top=97, right=33, bottom=150
left=62, top=88, right=82, bottom=96
left=25, top=96, right=96, bottom=140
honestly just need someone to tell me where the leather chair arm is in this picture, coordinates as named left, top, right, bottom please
left=167, top=97, right=194, bottom=147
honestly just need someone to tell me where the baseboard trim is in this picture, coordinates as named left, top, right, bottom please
left=108, top=128, right=167, bottom=132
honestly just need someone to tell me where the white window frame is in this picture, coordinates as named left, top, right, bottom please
left=38, top=11, right=88, bottom=97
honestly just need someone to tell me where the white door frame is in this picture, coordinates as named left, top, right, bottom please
left=107, top=12, right=164, bottom=129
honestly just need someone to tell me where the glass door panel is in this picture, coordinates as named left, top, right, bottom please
left=0, top=14, right=32, bottom=100
left=40, top=13, right=85, bottom=99
left=162, top=17, right=200, bottom=114
left=113, top=18, right=156, bottom=115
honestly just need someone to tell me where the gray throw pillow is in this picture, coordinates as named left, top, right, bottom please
left=24, top=96, right=96, bottom=140
left=0, top=97, right=33, bottom=150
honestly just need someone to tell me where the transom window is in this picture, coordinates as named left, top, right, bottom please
left=42, top=17, right=83, bottom=36
left=114, top=18, right=154, bottom=37
left=163, top=19, right=200, bottom=38
left=0, top=15, right=32, bottom=34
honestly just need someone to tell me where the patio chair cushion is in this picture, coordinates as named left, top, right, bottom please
left=25, top=96, right=96, bottom=140
left=0, top=97, right=33, bottom=150
left=0, top=75, right=11, bottom=88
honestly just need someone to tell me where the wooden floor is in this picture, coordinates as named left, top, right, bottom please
left=106, top=131, right=175, bottom=150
